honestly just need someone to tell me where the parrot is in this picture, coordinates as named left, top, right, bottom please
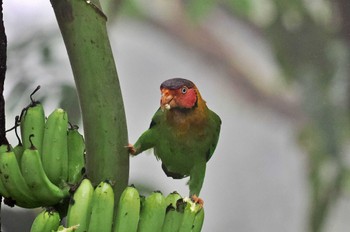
left=127, top=78, right=221, bottom=203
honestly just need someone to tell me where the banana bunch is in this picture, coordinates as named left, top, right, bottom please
left=67, top=180, right=205, bottom=232
left=0, top=93, right=85, bottom=208
left=67, top=179, right=114, bottom=232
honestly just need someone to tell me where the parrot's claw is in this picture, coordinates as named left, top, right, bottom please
left=125, top=143, right=136, bottom=155
left=191, top=194, right=204, bottom=208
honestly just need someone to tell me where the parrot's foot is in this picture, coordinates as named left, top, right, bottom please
left=191, top=194, right=204, bottom=207
left=125, top=143, right=136, bottom=155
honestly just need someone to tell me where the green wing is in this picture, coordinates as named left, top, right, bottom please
left=132, top=108, right=163, bottom=155
left=206, top=109, right=221, bottom=161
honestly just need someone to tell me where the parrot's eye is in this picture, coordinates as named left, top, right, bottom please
left=181, top=87, right=187, bottom=94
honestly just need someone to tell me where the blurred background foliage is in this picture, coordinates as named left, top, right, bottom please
left=4, top=0, right=350, bottom=231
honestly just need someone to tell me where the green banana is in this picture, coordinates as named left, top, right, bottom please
left=21, top=145, right=69, bottom=206
left=30, top=208, right=61, bottom=232
left=164, top=191, right=182, bottom=208
left=42, top=108, right=69, bottom=186
left=20, top=102, right=45, bottom=155
left=161, top=191, right=184, bottom=232
left=14, top=115, right=25, bottom=163
left=113, top=185, right=140, bottom=232
left=0, top=144, right=10, bottom=198
left=88, top=181, right=115, bottom=232
left=192, top=207, right=205, bottom=232
left=67, top=178, right=94, bottom=232
left=161, top=205, right=185, bottom=232
left=137, top=191, right=166, bottom=232
left=0, top=147, right=40, bottom=208
left=67, top=126, right=85, bottom=184
left=178, top=198, right=202, bottom=232
left=162, top=195, right=186, bottom=232
left=13, top=143, right=24, bottom=163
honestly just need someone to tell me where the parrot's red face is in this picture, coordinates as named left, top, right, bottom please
left=160, top=78, right=198, bottom=111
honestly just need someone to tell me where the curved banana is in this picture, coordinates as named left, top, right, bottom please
left=137, top=191, right=166, bottom=232
left=67, top=127, right=85, bottom=184
left=0, top=147, right=40, bottom=208
left=20, top=102, right=45, bottom=155
left=88, top=181, right=114, bottom=232
left=161, top=191, right=183, bottom=232
left=0, top=144, right=10, bottom=198
left=42, top=108, right=69, bottom=186
left=21, top=146, right=69, bottom=206
left=178, top=198, right=202, bottom=232
left=161, top=205, right=184, bottom=232
left=113, top=185, right=140, bottom=232
left=13, top=143, right=24, bottom=163
left=30, top=208, right=61, bottom=232
left=67, top=178, right=94, bottom=232
left=192, top=207, right=205, bottom=232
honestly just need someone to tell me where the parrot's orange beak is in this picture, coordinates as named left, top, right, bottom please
left=160, top=88, right=175, bottom=111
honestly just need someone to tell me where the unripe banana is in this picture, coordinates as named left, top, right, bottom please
left=20, top=102, right=45, bottom=155
left=137, top=191, right=166, bottom=232
left=113, top=185, right=140, bottom=232
left=0, top=147, right=40, bottom=208
left=21, top=145, right=69, bottom=206
left=30, top=208, right=61, bottom=232
left=161, top=191, right=183, bottom=232
left=0, top=144, right=10, bottom=198
left=67, top=178, right=94, bottom=232
left=192, top=207, right=205, bottom=232
left=164, top=191, right=182, bottom=208
left=67, top=127, right=85, bottom=184
left=88, top=181, right=114, bottom=232
left=42, top=108, right=69, bottom=186
left=13, top=143, right=24, bottom=163
left=178, top=198, right=202, bottom=232
left=161, top=204, right=184, bottom=232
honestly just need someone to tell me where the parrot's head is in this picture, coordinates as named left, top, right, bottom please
left=160, top=78, right=201, bottom=111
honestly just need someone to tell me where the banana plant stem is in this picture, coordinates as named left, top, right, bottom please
left=50, top=0, right=129, bottom=209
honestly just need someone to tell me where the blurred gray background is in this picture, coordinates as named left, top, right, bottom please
left=2, top=0, right=350, bottom=231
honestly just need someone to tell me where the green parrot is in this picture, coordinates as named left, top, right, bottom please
left=128, top=78, right=221, bottom=202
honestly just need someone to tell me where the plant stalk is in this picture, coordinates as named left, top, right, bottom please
left=50, top=0, right=129, bottom=207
